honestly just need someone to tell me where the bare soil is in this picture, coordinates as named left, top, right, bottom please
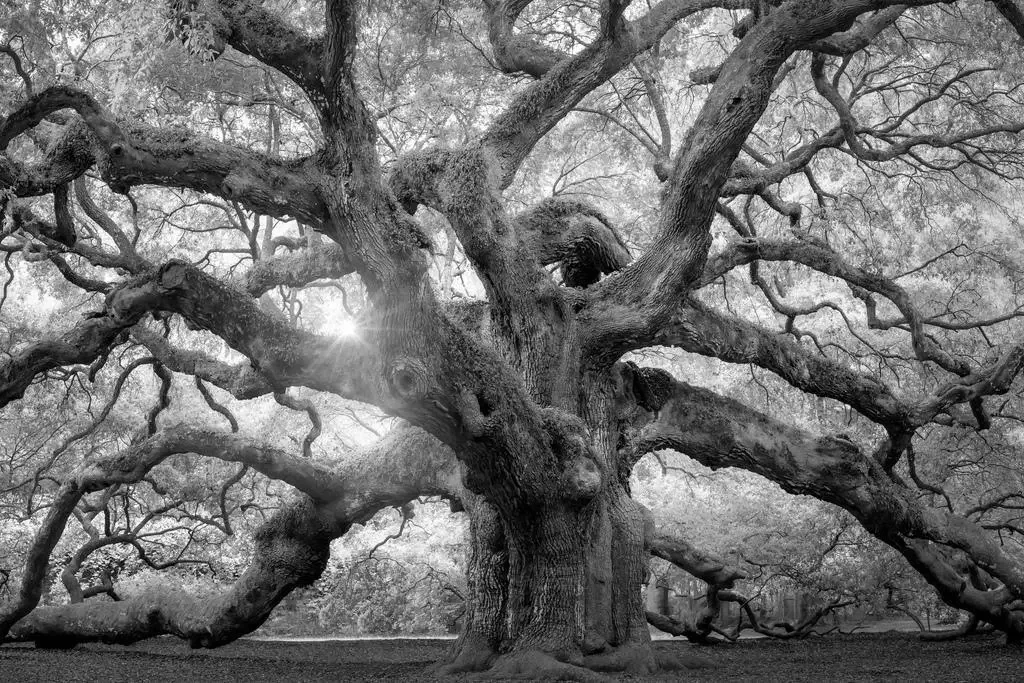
left=0, top=632, right=1019, bottom=681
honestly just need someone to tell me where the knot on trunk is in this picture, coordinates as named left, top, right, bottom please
left=387, top=149, right=453, bottom=212
left=457, top=387, right=499, bottom=437
left=157, top=259, right=191, bottom=290
left=387, top=357, right=432, bottom=401
left=516, top=197, right=631, bottom=287
left=561, top=455, right=601, bottom=501
left=541, top=408, right=603, bottom=502
left=623, top=362, right=674, bottom=412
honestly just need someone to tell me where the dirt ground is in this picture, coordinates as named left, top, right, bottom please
left=0, top=632, right=1019, bottom=681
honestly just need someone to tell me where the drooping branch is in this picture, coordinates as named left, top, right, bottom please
left=0, top=482, right=84, bottom=637
left=622, top=369, right=1024, bottom=637
left=635, top=296, right=1024, bottom=442
left=632, top=301, right=912, bottom=429
left=643, top=524, right=745, bottom=643
left=0, top=42, right=33, bottom=95
left=73, top=177, right=137, bottom=259
left=707, top=237, right=974, bottom=375
left=131, top=326, right=274, bottom=400
left=0, top=424, right=345, bottom=641
left=274, top=390, right=323, bottom=459
left=6, top=496, right=336, bottom=648
left=326, top=423, right=462, bottom=524
left=723, top=590, right=854, bottom=640
left=3, top=199, right=147, bottom=278
left=1, top=421, right=464, bottom=647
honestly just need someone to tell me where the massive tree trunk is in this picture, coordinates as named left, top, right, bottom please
left=444, top=369, right=677, bottom=675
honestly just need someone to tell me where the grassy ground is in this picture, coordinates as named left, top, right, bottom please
left=0, top=632, right=1019, bottom=681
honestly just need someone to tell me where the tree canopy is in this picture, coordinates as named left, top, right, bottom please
left=4, top=0, right=1024, bottom=676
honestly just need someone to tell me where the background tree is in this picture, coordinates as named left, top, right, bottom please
left=4, top=0, right=1024, bottom=678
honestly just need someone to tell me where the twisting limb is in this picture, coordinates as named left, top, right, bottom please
left=694, top=5, right=907, bottom=83
left=647, top=528, right=747, bottom=587
left=217, top=464, right=249, bottom=536
left=707, top=237, right=975, bottom=375
left=0, top=41, right=33, bottom=95
left=718, top=590, right=855, bottom=640
left=73, top=177, right=137, bottom=259
left=807, top=5, right=908, bottom=55
left=485, top=0, right=570, bottom=78
left=274, top=390, right=323, bottom=459
left=6, top=497, right=336, bottom=648
left=0, top=482, right=84, bottom=637
left=641, top=301, right=912, bottom=429
left=195, top=377, right=239, bottom=432
left=145, top=362, right=172, bottom=435
left=644, top=525, right=747, bottom=642
left=514, top=197, right=631, bottom=287
left=9, top=357, right=161, bottom=504
left=810, top=53, right=1024, bottom=168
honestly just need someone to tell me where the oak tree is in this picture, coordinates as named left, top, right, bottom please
left=4, top=0, right=1024, bottom=676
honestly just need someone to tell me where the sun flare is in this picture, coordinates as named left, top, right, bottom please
left=334, top=317, right=359, bottom=337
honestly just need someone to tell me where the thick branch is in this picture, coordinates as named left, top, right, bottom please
left=648, top=528, right=747, bottom=586
left=243, top=242, right=355, bottom=297
left=131, top=326, right=274, bottom=400
left=1, top=86, right=326, bottom=223
left=7, top=497, right=334, bottom=647
left=175, top=0, right=322, bottom=94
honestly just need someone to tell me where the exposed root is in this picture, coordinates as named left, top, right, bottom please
left=434, top=638, right=497, bottom=675
left=585, top=643, right=714, bottom=674
left=585, top=643, right=657, bottom=674
left=486, top=650, right=609, bottom=681
left=920, top=615, right=980, bottom=642
left=656, top=648, right=715, bottom=670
